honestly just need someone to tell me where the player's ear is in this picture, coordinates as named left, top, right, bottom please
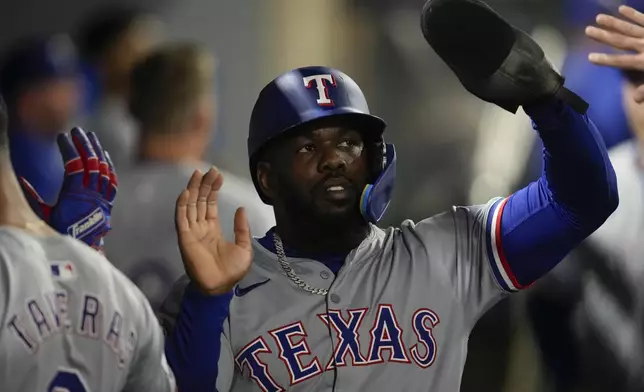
left=257, top=161, right=276, bottom=201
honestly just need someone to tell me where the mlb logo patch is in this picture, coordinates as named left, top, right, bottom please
left=51, top=261, right=76, bottom=281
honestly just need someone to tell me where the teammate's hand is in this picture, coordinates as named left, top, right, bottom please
left=175, top=168, right=253, bottom=295
left=587, top=6, right=644, bottom=102
left=20, top=127, right=117, bottom=250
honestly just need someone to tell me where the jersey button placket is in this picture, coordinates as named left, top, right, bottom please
left=329, top=293, right=341, bottom=304
left=320, top=270, right=330, bottom=279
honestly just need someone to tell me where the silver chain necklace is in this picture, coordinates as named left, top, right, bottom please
left=272, top=233, right=329, bottom=296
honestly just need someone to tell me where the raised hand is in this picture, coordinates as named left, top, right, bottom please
left=175, top=168, right=253, bottom=295
left=586, top=6, right=644, bottom=101
left=20, top=127, right=117, bottom=249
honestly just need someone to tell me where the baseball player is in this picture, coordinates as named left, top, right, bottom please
left=0, top=98, right=175, bottom=391
left=78, top=6, right=163, bottom=169
left=0, top=34, right=81, bottom=205
left=106, top=43, right=275, bottom=310
left=161, top=1, right=619, bottom=391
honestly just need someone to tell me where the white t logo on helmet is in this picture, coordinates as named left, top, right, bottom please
left=302, top=74, right=336, bottom=106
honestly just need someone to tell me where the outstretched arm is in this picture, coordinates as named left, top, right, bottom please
left=488, top=98, right=618, bottom=291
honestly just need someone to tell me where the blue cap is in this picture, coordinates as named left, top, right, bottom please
left=0, top=34, right=79, bottom=103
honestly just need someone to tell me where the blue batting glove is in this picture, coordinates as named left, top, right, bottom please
left=20, top=127, right=118, bottom=250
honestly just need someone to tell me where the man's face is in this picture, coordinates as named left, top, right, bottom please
left=263, top=125, right=372, bottom=222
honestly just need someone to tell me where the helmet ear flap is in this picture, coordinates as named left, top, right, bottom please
left=360, top=142, right=396, bottom=224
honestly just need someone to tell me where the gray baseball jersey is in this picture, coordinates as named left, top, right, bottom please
left=0, top=227, right=175, bottom=392
left=105, top=162, right=275, bottom=309
left=161, top=197, right=514, bottom=391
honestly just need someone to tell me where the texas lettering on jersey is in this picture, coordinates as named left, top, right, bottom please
left=235, top=304, right=440, bottom=390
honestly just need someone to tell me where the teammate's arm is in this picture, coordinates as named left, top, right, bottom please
left=586, top=6, right=644, bottom=103
left=20, top=128, right=117, bottom=250
left=416, top=98, right=618, bottom=326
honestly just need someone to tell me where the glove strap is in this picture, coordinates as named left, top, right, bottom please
left=555, top=87, right=589, bottom=115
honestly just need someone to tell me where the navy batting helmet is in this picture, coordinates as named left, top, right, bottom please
left=248, top=66, right=396, bottom=224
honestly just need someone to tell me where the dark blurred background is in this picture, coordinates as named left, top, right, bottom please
left=0, top=0, right=571, bottom=218
left=0, top=0, right=560, bottom=204
left=2, top=0, right=642, bottom=391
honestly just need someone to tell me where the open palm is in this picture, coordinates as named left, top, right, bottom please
left=175, top=168, right=253, bottom=295
left=586, top=5, right=644, bottom=102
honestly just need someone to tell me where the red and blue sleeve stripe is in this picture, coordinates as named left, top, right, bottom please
left=484, top=99, right=619, bottom=293
left=485, top=197, right=525, bottom=292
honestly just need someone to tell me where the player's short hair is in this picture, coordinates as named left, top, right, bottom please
left=77, top=6, right=149, bottom=62
left=0, top=95, right=8, bottom=150
left=129, top=42, right=215, bottom=134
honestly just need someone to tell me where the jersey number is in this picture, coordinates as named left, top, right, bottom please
left=48, top=369, right=88, bottom=392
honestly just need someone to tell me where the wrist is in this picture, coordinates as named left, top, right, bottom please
left=186, top=282, right=234, bottom=302
left=194, top=282, right=236, bottom=296
left=523, top=97, right=565, bottom=118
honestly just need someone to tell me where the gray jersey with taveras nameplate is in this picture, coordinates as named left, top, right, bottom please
left=0, top=227, right=175, bottom=392
left=161, top=198, right=517, bottom=391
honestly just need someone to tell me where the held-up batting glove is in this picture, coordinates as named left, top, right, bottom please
left=420, top=0, right=589, bottom=115
left=20, top=127, right=117, bottom=250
